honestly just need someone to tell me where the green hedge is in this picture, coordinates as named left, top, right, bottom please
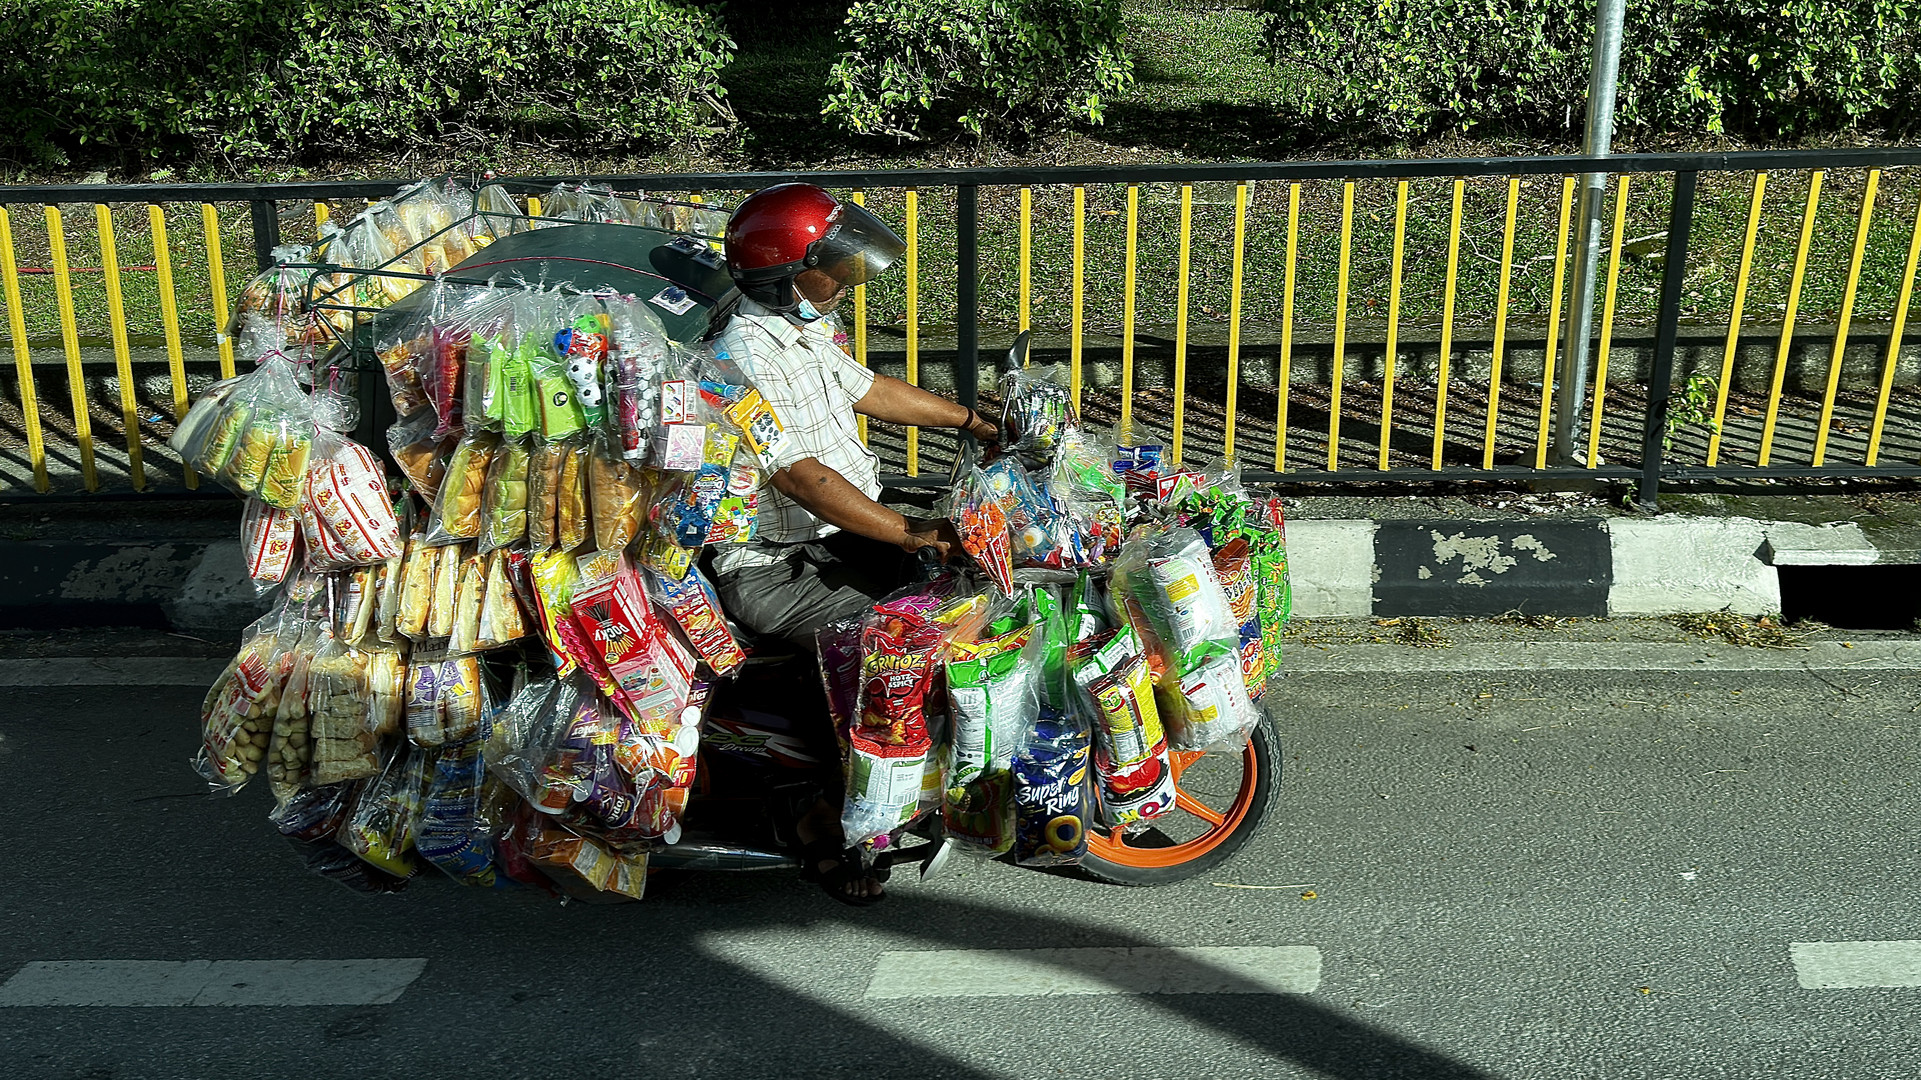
left=824, top=0, right=1133, bottom=140
left=0, top=0, right=736, bottom=165
left=1261, top=0, right=1921, bottom=140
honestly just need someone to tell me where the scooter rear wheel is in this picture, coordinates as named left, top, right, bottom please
left=1077, top=714, right=1280, bottom=887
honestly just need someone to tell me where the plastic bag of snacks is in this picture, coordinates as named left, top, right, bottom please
left=999, top=362, right=1077, bottom=456
left=589, top=440, right=646, bottom=551
left=194, top=609, right=292, bottom=794
left=429, top=285, right=516, bottom=439
left=1109, top=526, right=1258, bottom=751
left=300, top=434, right=404, bottom=572
left=479, top=438, right=532, bottom=554
left=173, top=355, right=315, bottom=508
left=526, top=439, right=565, bottom=549
left=1050, top=429, right=1127, bottom=565
left=982, top=457, right=1078, bottom=570
left=1069, top=624, right=1176, bottom=826
left=386, top=408, right=453, bottom=501
left=416, top=737, right=504, bottom=887
left=266, top=617, right=323, bottom=809
left=941, top=615, right=1042, bottom=856
left=371, top=296, right=435, bottom=417
left=425, top=430, right=501, bottom=545
left=842, top=584, right=975, bottom=845
left=471, top=184, right=529, bottom=245
left=242, top=497, right=300, bottom=593
left=950, top=466, right=1015, bottom=595
left=1012, top=714, right=1091, bottom=867
left=307, top=632, right=379, bottom=786
left=556, top=439, right=592, bottom=552
left=339, top=744, right=431, bottom=878
left=227, top=252, right=321, bottom=363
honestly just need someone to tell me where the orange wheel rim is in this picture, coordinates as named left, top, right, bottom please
left=1085, top=740, right=1259, bottom=869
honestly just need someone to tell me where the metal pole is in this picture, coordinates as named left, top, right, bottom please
left=955, top=185, right=979, bottom=414
left=249, top=199, right=280, bottom=271
left=1636, top=170, right=1697, bottom=510
left=1552, top=0, right=1627, bottom=465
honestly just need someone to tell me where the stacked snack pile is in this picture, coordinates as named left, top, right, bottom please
left=180, top=180, right=1291, bottom=900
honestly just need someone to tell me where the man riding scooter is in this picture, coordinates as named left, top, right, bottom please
left=705, top=183, right=1002, bottom=906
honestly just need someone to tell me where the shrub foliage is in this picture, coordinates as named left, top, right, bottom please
left=0, top=0, right=736, bottom=165
left=824, top=0, right=1134, bottom=140
left=1260, top=0, right=1921, bottom=140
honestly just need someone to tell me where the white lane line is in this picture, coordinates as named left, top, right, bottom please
left=1791, top=940, right=1921, bottom=989
left=863, top=946, right=1320, bottom=1000
left=1285, top=641, right=1921, bottom=673
left=0, top=657, right=229, bottom=687
left=0, top=960, right=428, bottom=1006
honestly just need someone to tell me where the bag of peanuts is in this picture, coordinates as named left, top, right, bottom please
left=194, top=608, right=294, bottom=795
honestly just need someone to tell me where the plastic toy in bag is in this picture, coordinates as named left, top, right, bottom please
left=952, top=467, right=1015, bottom=595
left=553, top=294, right=610, bottom=430
left=603, top=295, right=672, bottom=464
left=1000, top=362, right=1077, bottom=456
left=1012, top=715, right=1092, bottom=867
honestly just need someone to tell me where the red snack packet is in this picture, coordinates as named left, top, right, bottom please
left=857, top=612, right=948, bottom=748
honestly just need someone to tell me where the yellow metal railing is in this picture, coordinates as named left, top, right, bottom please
left=3, top=164, right=1920, bottom=498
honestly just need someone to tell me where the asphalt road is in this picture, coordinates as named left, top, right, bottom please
left=1, top=639, right=1918, bottom=1080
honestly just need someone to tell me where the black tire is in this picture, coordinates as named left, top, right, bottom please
left=1075, top=715, right=1282, bottom=887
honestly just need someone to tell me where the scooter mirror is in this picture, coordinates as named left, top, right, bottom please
left=1005, top=330, right=1031, bottom=372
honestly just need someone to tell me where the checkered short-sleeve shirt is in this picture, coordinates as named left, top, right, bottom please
left=710, top=298, right=880, bottom=557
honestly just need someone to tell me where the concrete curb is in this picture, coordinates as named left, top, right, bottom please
left=1283, top=640, right=1921, bottom=672
left=0, top=512, right=1907, bottom=634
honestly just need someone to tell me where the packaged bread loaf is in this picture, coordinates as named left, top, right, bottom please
left=527, top=439, right=564, bottom=549
left=557, top=439, right=590, bottom=551
left=589, top=441, right=643, bottom=551
left=427, top=431, right=499, bottom=544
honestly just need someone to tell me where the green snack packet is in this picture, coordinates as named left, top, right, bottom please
left=499, top=344, right=538, bottom=440
left=533, top=355, right=585, bottom=441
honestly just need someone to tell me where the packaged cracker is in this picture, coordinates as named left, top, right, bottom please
left=1158, top=652, right=1260, bottom=752
left=448, top=550, right=488, bottom=654
left=308, top=634, right=378, bottom=786
left=1012, top=715, right=1091, bottom=867
left=942, top=621, right=1040, bottom=856
left=406, top=656, right=448, bottom=747
left=425, top=430, right=500, bottom=545
left=647, top=565, right=745, bottom=677
left=817, top=614, right=865, bottom=739
left=1069, top=625, right=1176, bottom=827
left=241, top=497, right=299, bottom=593
left=395, top=534, right=440, bottom=640
left=338, top=744, right=431, bottom=879
left=440, top=655, right=485, bottom=743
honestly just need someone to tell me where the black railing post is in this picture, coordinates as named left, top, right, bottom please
left=955, top=184, right=980, bottom=417
left=1637, top=169, right=1697, bottom=510
left=250, top=199, right=280, bottom=270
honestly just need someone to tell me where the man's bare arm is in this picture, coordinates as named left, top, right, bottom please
left=854, top=374, right=999, bottom=444
left=769, top=457, right=961, bottom=559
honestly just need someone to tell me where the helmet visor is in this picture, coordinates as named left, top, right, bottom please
left=808, top=201, right=907, bottom=287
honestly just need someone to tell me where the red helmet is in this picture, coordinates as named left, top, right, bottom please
left=724, top=183, right=906, bottom=292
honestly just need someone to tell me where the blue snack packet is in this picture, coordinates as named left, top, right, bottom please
left=1012, top=717, right=1091, bottom=867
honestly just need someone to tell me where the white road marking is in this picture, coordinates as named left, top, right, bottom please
left=0, top=657, right=228, bottom=687
left=0, top=959, right=428, bottom=1006
left=863, top=946, right=1320, bottom=999
left=1285, top=641, right=1921, bottom=673
left=1791, top=941, right=1921, bottom=989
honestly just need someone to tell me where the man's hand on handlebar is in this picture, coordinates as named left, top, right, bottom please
left=963, top=407, right=1001, bottom=450
left=901, top=516, right=965, bottom=563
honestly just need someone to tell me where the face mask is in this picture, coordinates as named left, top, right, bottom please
left=794, top=296, right=825, bottom=322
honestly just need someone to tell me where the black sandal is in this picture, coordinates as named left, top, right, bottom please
left=799, top=837, right=887, bottom=907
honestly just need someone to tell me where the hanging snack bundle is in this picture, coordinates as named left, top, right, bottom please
left=1109, top=526, right=1259, bottom=752
left=172, top=355, right=315, bottom=508
left=1068, top=624, right=1176, bottom=827
left=1011, top=714, right=1091, bottom=867
left=951, top=467, right=1015, bottom=595
left=999, top=362, right=1077, bottom=456
left=942, top=620, right=1041, bottom=857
